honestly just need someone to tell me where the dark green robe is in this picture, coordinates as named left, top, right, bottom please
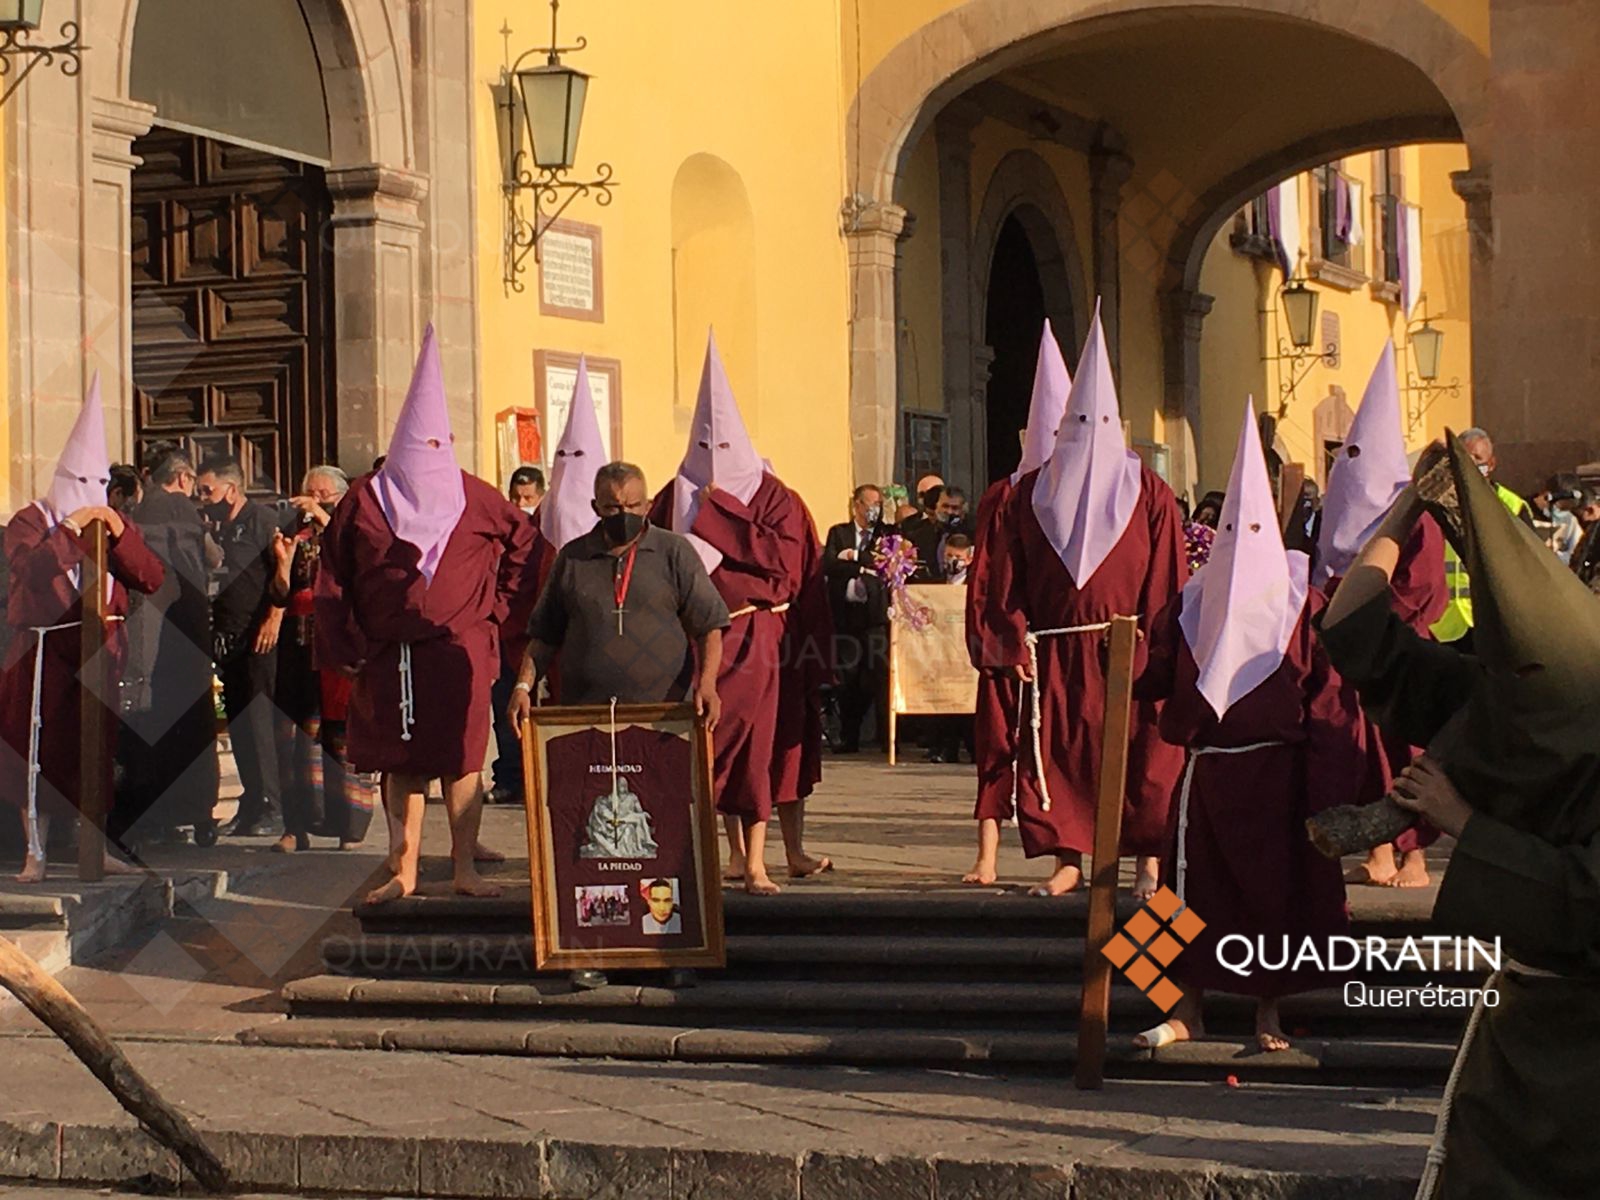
left=1321, top=591, right=1600, bottom=1199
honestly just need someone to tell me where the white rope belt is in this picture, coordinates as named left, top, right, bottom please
left=397, top=643, right=416, bottom=742
left=1008, top=622, right=1114, bottom=814
left=1415, top=956, right=1570, bottom=1199
left=727, top=602, right=791, bottom=620
left=23, top=615, right=126, bottom=862
left=1175, top=741, right=1284, bottom=903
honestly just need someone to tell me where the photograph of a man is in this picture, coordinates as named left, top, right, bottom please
left=640, top=878, right=682, bottom=935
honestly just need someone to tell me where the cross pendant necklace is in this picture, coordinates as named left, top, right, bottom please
left=612, top=543, right=640, bottom=638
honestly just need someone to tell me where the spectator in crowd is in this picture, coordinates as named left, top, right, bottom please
left=1431, top=428, right=1534, bottom=651
left=1527, top=473, right=1584, bottom=565
left=508, top=466, right=546, bottom=514
left=941, top=533, right=974, bottom=584
left=909, top=485, right=970, bottom=582
left=823, top=485, right=890, bottom=754
left=897, top=475, right=944, bottom=543
left=197, top=456, right=286, bottom=838
left=1191, top=491, right=1225, bottom=529
left=108, top=464, right=142, bottom=514
left=927, top=532, right=976, bottom=764
left=1569, top=486, right=1600, bottom=592
left=115, top=449, right=218, bottom=851
left=270, top=466, right=373, bottom=852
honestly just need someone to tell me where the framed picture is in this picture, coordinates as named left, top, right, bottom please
left=522, top=702, right=725, bottom=971
left=534, top=350, right=622, bottom=473
left=538, top=219, right=604, bottom=322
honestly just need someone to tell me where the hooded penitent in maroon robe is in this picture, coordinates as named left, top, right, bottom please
left=1145, top=404, right=1378, bottom=998
left=771, top=501, right=832, bottom=806
left=988, top=467, right=1187, bottom=857
left=0, top=377, right=166, bottom=832
left=315, top=472, right=536, bottom=777
left=652, top=334, right=805, bottom=822
left=968, top=321, right=1071, bottom=823
left=649, top=473, right=805, bottom=820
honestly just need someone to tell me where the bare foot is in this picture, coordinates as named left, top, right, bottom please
left=1386, top=849, right=1431, bottom=889
left=1132, top=856, right=1160, bottom=901
left=786, top=855, right=833, bottom=879
left=453, top=869, right=503, bottom=898
left=13, top=856, right=46, bottom=884
left=1345, top=844, right=1397, bottom=886
left=962, top=859, right=998, bottom=886
left=365, top=874, right=416, bottom=905
left=1256, top=1001, right=1291, bottom=1051
left=723, top=853, right=746, bottom=883
left=473, top=842, right=506, bottom=864
left=102, top=854, right=146, bottom=876
left=1029, top=862, right=1083, bottom=896
left=272, top=834, right=299, bottom=854
left=744, top=873, right=781, bottom=896
left=382, top=850, right=402, bottom=876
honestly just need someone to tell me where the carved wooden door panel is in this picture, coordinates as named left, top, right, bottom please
left=131, top=128, right=335, bottom=496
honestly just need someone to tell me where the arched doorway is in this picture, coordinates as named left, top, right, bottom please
left=983, top=215, right=1049, bottom=482
left=127, top=1, right=338, bottom=494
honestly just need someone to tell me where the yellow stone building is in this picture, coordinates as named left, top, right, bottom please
left=4, top=0, right=1594, bottom=526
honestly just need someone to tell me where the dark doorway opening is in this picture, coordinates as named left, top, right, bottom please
left=130, top=127, right=337, bottom=497
left=983, top=213, right=1049, bottom=483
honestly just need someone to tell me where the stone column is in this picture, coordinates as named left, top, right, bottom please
left=1089, top=137, right=1134, bottom=377
left=326, top=165, right=428, bottom=473
left=86, top=97, right=158, bottom=462
left=936, top=106, right=982, bottom=493
left=1161, top=288, right=1214, bottom=499
left=971, top=344, right=997, bottom=479
left=847, top=201, right=909, bottom=487
left=1480, top=0, right=1600, bottom=488
left=1450, top=166, right=1492, bottom=452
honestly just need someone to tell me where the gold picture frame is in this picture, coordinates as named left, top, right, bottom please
left=521, top=703, right=724, bottom=972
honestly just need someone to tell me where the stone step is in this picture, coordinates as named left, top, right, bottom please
left=281, top=973, right=1474, bottom=1037
left=353, top=886, right=1438, bottom=939
left=0, top=893, right=69, bottom=931
left=241, top=1014, right=1459, bottom=1084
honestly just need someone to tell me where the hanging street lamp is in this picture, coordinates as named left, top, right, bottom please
left=0, top=1, right=86, bottom=108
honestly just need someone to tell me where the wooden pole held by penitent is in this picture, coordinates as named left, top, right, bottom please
left=1277, top=462, right=1307, bottom=538
left=77, top=520, right=109, bottom=883
left=1075, top=615, right=1140, bottom=1090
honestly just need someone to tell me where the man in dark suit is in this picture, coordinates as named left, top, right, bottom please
left=909, top=485, right=971, bottom=582
left=823, top=485, right=890, bottom=753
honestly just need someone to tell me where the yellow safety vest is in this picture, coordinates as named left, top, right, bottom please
left=1430, top=482, right=1530, bottom=642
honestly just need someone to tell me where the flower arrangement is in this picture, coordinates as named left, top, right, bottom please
left=1183, top=521, right=1216, bottom=573
left=872, top=533, right=934, bottom=631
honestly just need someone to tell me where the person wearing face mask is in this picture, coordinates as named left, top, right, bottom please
left=488, top=365, right=606, bottom=807
left=824, top=484, right=891, bottom=756
left=509, top=465, right=546, bottom=515
left=1, top=376, right=165, bottom=883
left=267, top=465, right=374, bottom=853
left=196, top=454, right=287, bottom=839
left=1429, top=427, right=1534, bottom=653
left=914, top=486, right=971, bottom=582
left=897, top=475, right=944, bottom=543
left=316, top=327, right=540, bottom=905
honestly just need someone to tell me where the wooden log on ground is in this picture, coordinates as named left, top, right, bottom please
left=1307, top=798, right=1415, bottom=859
left=0, top=934, right=228, bottom=1192
left=1075, top=615, right=1140, bottom=1091
left=78, top=519, right=108, bottom=883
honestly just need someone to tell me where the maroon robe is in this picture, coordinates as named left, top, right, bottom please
left=0, top=505, right=165, bottom=821
left=649, top=475, right=806, bottom=820
left=1324, top=514, right=1447, bottom=854
left=771, top=502, right=832, bottom=805
left=966, top=476, right=1021, bottom=821
left=986, top=466, right=1187, bottom=858
left=1144, top=585, right=1380, bottom=998
left=315, top=472, right=537, bottom=777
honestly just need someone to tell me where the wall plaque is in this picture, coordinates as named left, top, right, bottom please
left=538, top=220, right=604, bottom=322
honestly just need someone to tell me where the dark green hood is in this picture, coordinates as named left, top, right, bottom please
left=1428, top=431, right=1600, bottom=844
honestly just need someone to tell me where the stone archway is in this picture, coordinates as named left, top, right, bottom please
left=4, top=0, right=477, bottom=509
left=840, top=0, right=1491, bottom=489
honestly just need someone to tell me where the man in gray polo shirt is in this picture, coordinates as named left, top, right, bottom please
left=508, top=461, right=728, bottom=727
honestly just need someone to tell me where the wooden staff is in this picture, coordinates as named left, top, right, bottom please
left=78, top=519, right=109, bottom=883
left=0, top=935, right=228, bottom=1191
left=886, top=618, right=899, bottom=766
left=1075, top=615, right=1140, bottom=1090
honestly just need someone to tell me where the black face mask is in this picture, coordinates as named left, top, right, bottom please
left=601, top=512, right=647, bottom=546
left=201, top=499, right=232, bottom=522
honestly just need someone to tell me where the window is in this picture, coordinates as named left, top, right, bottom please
left=1377, top=148, right=1405, bottom=284
left=1230, top=193, right=1277, bottom=261
left=1315, top=164, right=1354, bottom=268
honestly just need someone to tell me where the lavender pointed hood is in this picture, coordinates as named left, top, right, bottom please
left=671, top=330, right=765, bottom=573
left=539, top=357, right=607, bottom=551
left=1315, top=340, right=1408, bottom=585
